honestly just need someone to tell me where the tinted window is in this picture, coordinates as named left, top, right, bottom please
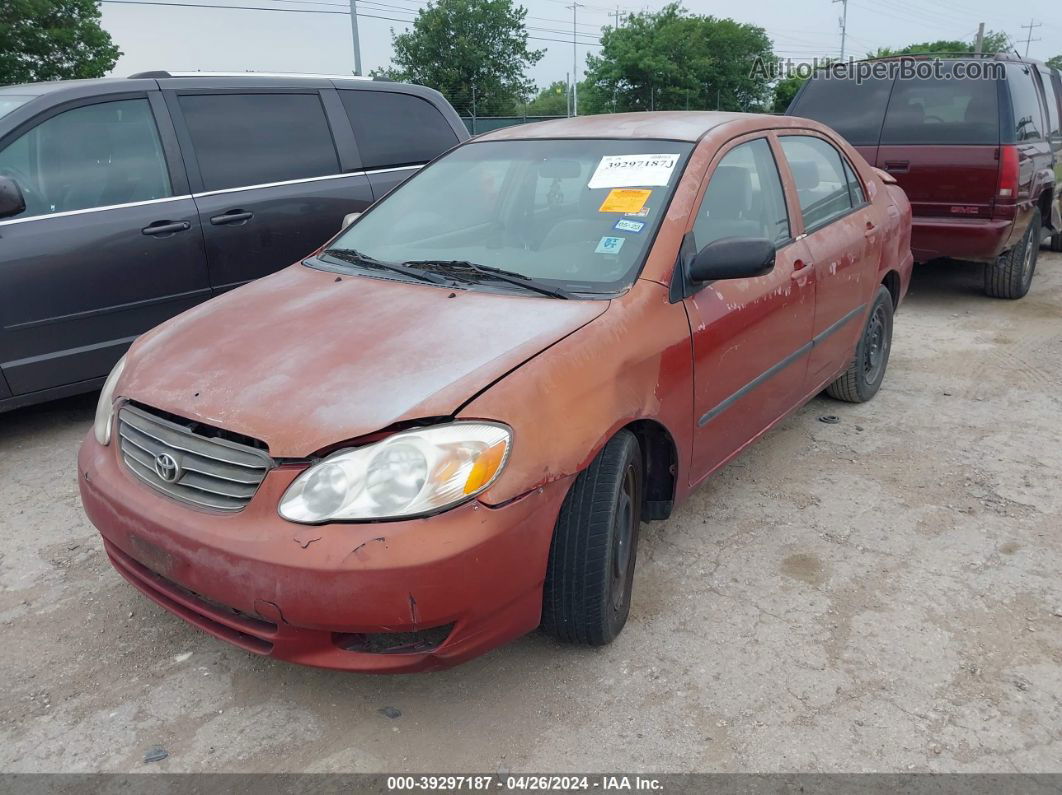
left=779, top=135, right=853, bottom=230
left=0, top=98, right=171, bottom=220
left=1006, top=64, right=1044, bottom=141
left=881, top=63, right=999, bottom=145
left=786, top=72, right=893, bottom=146
left=693, top=138, right=789, bottom=248
left=1037, top=70, right=1060, bottom=138
left=340, top=90, right=459, bottom=169
left=179, top=93, right=340, bottom=191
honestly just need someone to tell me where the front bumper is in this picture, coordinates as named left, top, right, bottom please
left=78, top=435, right=569, bottom=672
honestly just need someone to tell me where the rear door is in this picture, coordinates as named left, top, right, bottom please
left=163, top=80, right=374, bottom=291
left=0, top=92, right=209, bottom=396
left=875, top=62, right=1001, bottom=221
left=336, top=88, right=461, bottom=199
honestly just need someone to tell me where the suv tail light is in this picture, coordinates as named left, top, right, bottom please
left=997, top=145, right=1019, bottom=202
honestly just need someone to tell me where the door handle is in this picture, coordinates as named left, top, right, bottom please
left=791, top=258, right=813, bottom=278
left=884, top=160, right=909, bottom=173
left=210, top=210, right=254, bottom=226
left=141, top=220, right=191, bottom=236
left=865, top=220, right=877, bottom=235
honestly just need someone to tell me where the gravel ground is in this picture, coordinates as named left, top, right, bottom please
left=1, top=254, right=1060, bottom=774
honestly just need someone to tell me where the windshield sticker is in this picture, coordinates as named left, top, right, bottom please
left=625, top=206, right=650, bottom=217
left=588, top=154, right=679, bottom=189
left=613, top=219, right=645, bottom=234
left=595, top=236, right=625, bottom=255
left=598, top=188, right=651, bottom=214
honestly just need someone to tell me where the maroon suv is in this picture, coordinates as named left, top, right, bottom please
left=788, top=55, right=1062, bottom=298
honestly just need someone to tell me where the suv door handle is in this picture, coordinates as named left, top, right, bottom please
left=210, top=210, right=254, bottom=226
left=141, top=220, right=191, bottom=237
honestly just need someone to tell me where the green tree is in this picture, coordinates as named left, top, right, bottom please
left=582, top=3, right=774, bottom=113
left=770, top=72, right=805, bottom=113
left=0, top=0, right=120, bottom=85
left=526, top=81, right=569, bottom=116
left=1046, top=55, right=1062, bottom=71
left=867, top=30, right=1011, bottom=58
left=377, top=0, right=543, bottom=116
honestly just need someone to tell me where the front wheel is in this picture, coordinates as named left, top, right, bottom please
left=541, top=430, right=643, bottom=646
left=825, top=286, right=894, bottom=404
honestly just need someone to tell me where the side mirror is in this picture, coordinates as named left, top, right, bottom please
left=688, top=237, right=775, bottom=282
left=0, top=176, right=26, bottom=220
left=341, top=211, right=362, bottom=230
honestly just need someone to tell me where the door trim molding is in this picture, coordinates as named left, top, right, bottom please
left=0, top=195, right=194, bottom=227
left=191, top=164, right=423, bottom=198
left=697, top=303, right=866, bottom=427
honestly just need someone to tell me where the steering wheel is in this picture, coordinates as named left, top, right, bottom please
left=0, top=166, right=43, bottom=214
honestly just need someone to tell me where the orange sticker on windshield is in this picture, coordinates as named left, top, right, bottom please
left=598, top=188, right=651, bottom=214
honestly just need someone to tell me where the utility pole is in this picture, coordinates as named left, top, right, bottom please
left=349, top=0, right=362, bottom=75
left=612, top=5, right=624, bottom=28
left=566, top=71, right=571, bottom=117
left=974, top=22, right=984, bottom=54
left=1020, top=19, right=1041, bottom=57
left=568, top=2, right=583, bottom=115
left=833, top=0, right=847, bottom=60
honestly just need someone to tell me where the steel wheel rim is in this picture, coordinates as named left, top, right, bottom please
left=610, top=463, right=637, bottom=613
left=863, top=304, right=889, bottom=385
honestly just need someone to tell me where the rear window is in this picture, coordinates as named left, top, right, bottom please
left=340, top=90, right=459, bottom=170
left=1006, top=64, right=1045, bottom=141
left=786, top=72, right=893, bottom=146
left=881, top=63, right=999, bottom=145
left=1040, top=70, right=1061, bottom=138
left=178, top=93, right=340, bottom=191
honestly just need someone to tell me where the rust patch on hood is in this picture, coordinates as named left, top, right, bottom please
left=119, top=265, right=607, bottom=457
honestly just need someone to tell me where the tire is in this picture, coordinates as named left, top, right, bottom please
left=541, top=430, right=643, bottom=646
left=984, top=209, right=1040, bottom=299
left=825, top=286, right=894, bottom=404
left=1049, top=230, right=1062, bottom=253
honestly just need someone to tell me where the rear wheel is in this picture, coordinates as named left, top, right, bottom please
left=1049, top=230, right=1062, bottom=253
left=541, top=430, right=642, bottom=646
left=825, top=286, right=894, bottom=404
left=984, top=210, right=1040, bottom=299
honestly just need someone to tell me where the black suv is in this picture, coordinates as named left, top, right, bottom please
left=0, top=72, right=467, bottom=411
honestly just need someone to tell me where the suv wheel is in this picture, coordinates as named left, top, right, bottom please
left=985, top=209, right=1040, bottom=299
left=541, top=430, right=643, bottom=646
left=1050, top=230, right=1062, bottom=253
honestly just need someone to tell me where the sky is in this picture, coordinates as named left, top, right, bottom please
left=99, top=0, right=1062, bottom=101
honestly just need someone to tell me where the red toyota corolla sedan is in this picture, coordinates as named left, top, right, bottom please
left=78, top=112, right=913, bottom=672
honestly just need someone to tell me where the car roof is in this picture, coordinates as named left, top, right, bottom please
left=475, top=111, right=830, bottom=143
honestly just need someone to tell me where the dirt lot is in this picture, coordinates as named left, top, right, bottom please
left=1, top=254, right=1060, bottom=774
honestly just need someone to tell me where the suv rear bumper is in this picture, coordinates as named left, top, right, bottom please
left=912, top=217, right=1016, bottom=264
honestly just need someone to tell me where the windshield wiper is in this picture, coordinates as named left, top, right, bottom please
left=402, top=260, right=571, bottom=299
left=321, top=249, right=452, bottom=286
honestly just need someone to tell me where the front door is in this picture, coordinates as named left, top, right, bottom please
left=684, top=135, right=817, bottom=483
left=0, top=94, right=209, bottom=396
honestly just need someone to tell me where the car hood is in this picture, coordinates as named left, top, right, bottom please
left=119, top=264, right=608, bottom=458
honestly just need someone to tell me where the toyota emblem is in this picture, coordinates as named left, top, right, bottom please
left=154, top=452, right=180, bottom=483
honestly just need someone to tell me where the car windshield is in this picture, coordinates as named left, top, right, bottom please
left=322, top=138, right=694, bottom=295
left=0, top=95, right=33, bottom=121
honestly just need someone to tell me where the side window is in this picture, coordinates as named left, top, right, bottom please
left=1006, top=64, right=1044, bottom=142
left=779, top=135, right=853, bottom=230
left=693, top=138, right=790, bottom=249
left=0, top=98, right=171, bottom=220
left=842, top=157, right=865, bottom=205
left=178, top=93, right=340, bottom=191
left=339, top=90, right=459, bottom=170
left=786, top=72, right=893, bottom=146
left=1038, top=69, right=1061, bottom=139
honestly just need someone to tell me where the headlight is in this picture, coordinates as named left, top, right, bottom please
left=93, top=355, right=126, bottom=446
left=279, top=422, right=512, bottom=523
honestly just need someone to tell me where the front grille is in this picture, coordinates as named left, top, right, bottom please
left=117, top=404, right=273, bottom=512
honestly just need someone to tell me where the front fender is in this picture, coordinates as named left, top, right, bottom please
left=460, top=280, right=695, bottom=506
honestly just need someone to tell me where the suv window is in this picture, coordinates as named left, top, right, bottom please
left=1036, top=69, right=1060, bottom=139
left=787, top=72, right=893, bottom=146
left=881, top=62, right=1000, bottom=145
left=1006, top=64, right=1045, bottom=141
left=339, top=90, right=459, bottom=170
left=693, top=138, right=789, bottom=248
left=779, top=135, right=853, bottom=230
left=0, top=98, right=171, bottom=220
left=178, top=93, right=340, bottom=191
